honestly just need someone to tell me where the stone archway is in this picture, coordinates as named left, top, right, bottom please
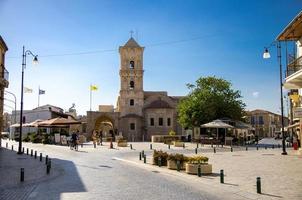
left=94, top=115, right=115, bottom=138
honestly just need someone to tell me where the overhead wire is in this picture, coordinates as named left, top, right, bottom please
left=6, top=33, right=218, bottom=59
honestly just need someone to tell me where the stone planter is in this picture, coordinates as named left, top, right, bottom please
left=117, top=142, right=127, bottom=147
left=167, top=160, right=185, bottom=170
left=185, top=163, right=212, bottom=175
left=174, top=141, right=184, bottom=147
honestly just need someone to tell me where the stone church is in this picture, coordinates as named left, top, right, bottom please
left=87, top=37, right=184, bottom=141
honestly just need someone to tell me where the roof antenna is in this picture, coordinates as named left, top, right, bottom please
left=130, top=30, right=134, bottom=38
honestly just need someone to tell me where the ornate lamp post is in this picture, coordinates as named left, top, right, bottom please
left=263, top=41, right=287, bottom=155
left=17, top=46, right=38, bottom=154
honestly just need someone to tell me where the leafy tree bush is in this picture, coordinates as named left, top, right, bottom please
left=178, top=76, right=245, bottom=128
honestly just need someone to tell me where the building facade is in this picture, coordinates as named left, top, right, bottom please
left=280, top=11, right=302, bottom=149
left=246, top=109, right=289, bottom=138
left=87, top=37, right=184, bottom=141
left=10, top=104, right=71, bottom=139
left=0, top=36, right=9, bottom=146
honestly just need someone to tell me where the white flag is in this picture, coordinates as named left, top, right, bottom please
left=24, top=87, right=33, bottom=93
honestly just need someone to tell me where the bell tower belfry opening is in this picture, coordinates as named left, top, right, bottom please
left=118, top=37, right=145, bottom=117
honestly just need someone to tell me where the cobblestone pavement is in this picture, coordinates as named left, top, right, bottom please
left=1, top=140, right=301, bottom=200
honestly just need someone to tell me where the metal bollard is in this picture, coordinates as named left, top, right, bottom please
left=168, top=144, right=170, bottom=149
left=47, top=163, right=50, bottom=174
left=246, top=146, right=248, bottom=151
left=40, top=153, right=42, bottom=162
left=198, top=165, right=201, bottom=177
left=211, top=143, right=213, bottom=148
left=183, top=143, right=185, bottom=149
left=231, top=147, right=233, bottom=152
left=196, top=143, right=199, bottom=148
left=220, top=169, right=224, bottom=183
left=256, top=146, right=259, bottom=150
left=143, top=155, right=146, bottom=164
left=81, top=144, right=83, bottom=148
left=27, top=148, right=29, bottom=155
left=45, top=155, right=48, bottom=165
left=11, top=145, right=13, bottom=151
left=94, top=143, right=96, bottom=148
left=158, top=157, right=162, bottom=167
left=176, top=160, right=180, bottom=172
left=214, top=147, right=216, bottom=153
left=34, top=151, right=37, bottom=159
left=22, top=147, right=24, bottom=153
left=195, top=148, right=197, bottom=154
left=130, top=144, right=133, bottom=150
left=20, top=168, right=24, bottom=182
left=6, top=142, right=8, bottom=148
left=31, top=149, right=33, bottom=157
left=142, top=150, right=145, bottom=158
left=265, top=146, right=267, bottom=150
left=256, top=177, right=261, bottom=194
left=139, top=152, right=142, bottom=160
left=272, top=145, right=274, bottom=149
left=110, top=141, right=113, bottom=149
left=150, top=144, right=152, bottom=150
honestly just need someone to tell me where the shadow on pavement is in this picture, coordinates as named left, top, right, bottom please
left=0, top=147, right=87, bottom=200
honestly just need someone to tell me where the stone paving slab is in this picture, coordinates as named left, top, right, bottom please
left=2, top=139, right=301, bottom=200
left=0, top=141, right=64, bottom=200
left=117, top=145, right=302, bottom=200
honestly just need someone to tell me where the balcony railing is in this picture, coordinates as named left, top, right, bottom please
left=3, top=68, right=9, bottom=82
left=286, top=56, right=302, bottom=77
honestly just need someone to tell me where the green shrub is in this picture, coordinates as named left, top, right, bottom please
left=187, top=156, right=209, bottom=164
left=31, top=133, right=42, bottom=143
left=167, top=153, right=188, bottom=164
left=42, top=134, right=52, bottom=144
left=153, top=150, right=168, bottom=166
left=23, top=136, right=31, bottom=142
left=169, top=130, right=176, bottom=136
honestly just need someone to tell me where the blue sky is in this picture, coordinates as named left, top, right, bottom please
left=0, top=0, right=301, bottom=115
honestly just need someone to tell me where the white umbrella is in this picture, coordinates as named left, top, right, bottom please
left=201, top=120, right=234, bottom=145
left=201, top=120, right=234, bottom=129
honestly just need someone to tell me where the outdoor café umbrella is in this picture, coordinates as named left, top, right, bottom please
left=201, top=120, right=234, bottom=145
left=37, top=117, right=81, bottom=127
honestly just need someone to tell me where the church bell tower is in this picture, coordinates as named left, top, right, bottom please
left=118, top=37, right=144, bottom=117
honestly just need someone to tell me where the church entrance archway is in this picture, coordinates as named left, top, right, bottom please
left=94, top=115, right=115, bottom=138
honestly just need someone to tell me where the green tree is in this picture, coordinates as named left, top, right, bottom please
left=178, top=76, right=245, bottom=128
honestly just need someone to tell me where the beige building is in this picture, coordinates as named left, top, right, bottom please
left=280, top=11, right=302, bottom=148
left=87, top=37, right=184, bottom=141
left=0, top=36, right=9, bottom=146
left=246, top=109, right=289, bottom=138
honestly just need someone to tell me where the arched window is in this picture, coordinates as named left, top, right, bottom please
left=129, top=81, right=134, bottom=89
left=129, top=61, right=135, bottom=69
left=130, top=99, right=134, bottom=106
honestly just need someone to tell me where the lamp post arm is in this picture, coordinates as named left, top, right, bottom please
left=25, top=50, right=37, bottom=58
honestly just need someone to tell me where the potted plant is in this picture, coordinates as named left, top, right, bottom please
left=117, top=138, right=128, bottom=147
left=152, top=150, right=168, bottom=166
left=167, top=153, right=188, bottom=170
left=185, top=156, right=212, bottom=175
left=174, top=140, right=184, bottom=147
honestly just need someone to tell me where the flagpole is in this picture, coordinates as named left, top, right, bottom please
left=38, top=86, right=40, bottom=107
left=90, top=84, right=92, bottom=111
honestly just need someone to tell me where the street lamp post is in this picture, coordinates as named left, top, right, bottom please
left=17, top=46, right=38, bottom=154
left=263, top=41, right=287, bottom=155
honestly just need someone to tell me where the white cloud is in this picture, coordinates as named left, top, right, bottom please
left=252, top=91, right=259, bottom=98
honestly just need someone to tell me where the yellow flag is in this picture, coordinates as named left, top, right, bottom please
left=90, top=85, right=98, bottom=91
